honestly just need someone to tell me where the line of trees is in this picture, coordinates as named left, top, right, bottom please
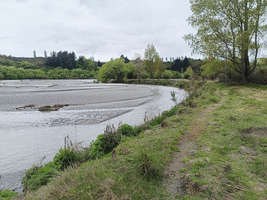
left=170, top=57, right=190, bottom=72
left=46, top=51, right=77, bottom=70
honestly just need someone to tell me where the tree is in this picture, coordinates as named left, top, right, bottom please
left=171, top=58, right=184, bottom=72
left=155, top=58, right=166, bottom=78
left=183, top=56, right=190, bottom=71
left=98, top=58, right=127, bottom=82
left=33, top=50, right=36, bottom=58
left=133, top=54, right=144, bottom=79
left=76, top=56, right=97, bottom=71
left=46, top=51, right=76, bottom=70
left=184, top=0, right=267, bottom=83
left=44, top=51, right=47, bottom=58
left=120, top=55, right=130, bottom=63
left=144, top=44, right=159, bottom=78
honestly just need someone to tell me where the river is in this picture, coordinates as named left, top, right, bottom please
left=0, top=79, right=187, bottom=192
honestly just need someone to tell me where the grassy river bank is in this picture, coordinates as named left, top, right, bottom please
left=2, top=79, right=266, bottom=199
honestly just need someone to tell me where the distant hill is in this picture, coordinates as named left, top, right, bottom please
left=0, top=55, right=47, bottom=67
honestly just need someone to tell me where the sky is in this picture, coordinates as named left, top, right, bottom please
left=0, top=0, right=200, bottom=62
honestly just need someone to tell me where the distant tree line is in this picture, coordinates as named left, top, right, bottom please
left=170, top=57, right=190, bottom=72
left=46, top=51, right=77, bottom=70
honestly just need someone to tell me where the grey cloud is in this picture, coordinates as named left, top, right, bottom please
left=0, top=0, right=202, bottom=61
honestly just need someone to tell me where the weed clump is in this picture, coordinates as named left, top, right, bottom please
left=0, top=189, right=18, bottom=199
left=23, top=137, right=87, bottom=192
left=134, top=147, right=162, bottom=180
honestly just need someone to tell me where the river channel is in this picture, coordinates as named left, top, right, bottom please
left=0, top=79, right=187, bottom=192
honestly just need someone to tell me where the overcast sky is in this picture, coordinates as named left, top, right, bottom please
left=0, top=0, right=200, bottom=61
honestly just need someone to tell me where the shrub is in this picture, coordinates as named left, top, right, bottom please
left=149, top=116, right=165, bottom=126
left=23, top=164, right=57, bottom=191
left=172, top=71, right=182, bottom=79
left=117, top=124, right=133, bottom=136
left=98, top=58, right=127, bottom=82
left=162, top=70, right=173, bottom=79
left=162, top=106, right=178, bottom=117
left=133, top=126, right=142, bottom=135
left=23, top=147, right=84, bottom=191
left=250, top=68, right=267, bottom=85
left=0, top=189, right=18, bottom=199
left=53, top=147, right=80, bottom=170
left=89, top=133, right=120, bottom=159
left=141, top=70, right=150, bottom=79
left=0, top=72, right=4, bottom=79
left=33, top=69, right=47, bottom=79
left=183, top=72, right=190, bottom=79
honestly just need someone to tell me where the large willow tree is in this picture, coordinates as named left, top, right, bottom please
left=184, top=0, right=267, bottom=83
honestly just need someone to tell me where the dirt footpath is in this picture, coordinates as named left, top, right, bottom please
left=165, top=101, right=223, bottom=198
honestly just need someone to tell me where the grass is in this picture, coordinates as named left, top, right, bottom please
left=16, top=81, right=267, bottom=199
left=179, top=84, right=267, bottom=199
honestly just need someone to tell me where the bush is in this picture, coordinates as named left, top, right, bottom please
left=149, top=116, right=165, bottom=126
left=0, top=189, right=18, bottom=199
left=89, top=133, right=120, bottom=159
left=133, top=126, right=142, bottom=135
left=162, top=70, right=173, bottom=79
left=23, top=164, right=57, bottom=191
left=250, top=68, right=267, bottom=85
left=0, top=72, right=4, bottom=79
left=172, top=71, right=182, bottom=79
left=117, top=124, right=134, bottom=136
left=23, top=147, right=85, bottom=191
left=141, top=70, right=150, bottom=79
left=183, top=72, right=190, bottom=79
left=162, top=106, right=178, bottom=117
left=53, top=147, right=80, bottom=170
left=98, top=58, right=127, bottom=82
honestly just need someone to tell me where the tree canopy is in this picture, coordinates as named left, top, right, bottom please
left=184, top=0, right=267, bottom=83
left=98, top=58, right=127, bottom=83
left=144, top=44, right=160, bottom=78
left=46, top=51, right=76, bottom=70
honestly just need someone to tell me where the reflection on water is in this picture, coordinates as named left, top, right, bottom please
left=0, top=79, right=187, bottom=192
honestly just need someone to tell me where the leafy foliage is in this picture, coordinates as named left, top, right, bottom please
left=117, top=124, right=134, bottom=136
left=185, top=0, right=267, bottom=83
left=0, top=189, right=18, bottom=199
left=183, top=72, right=190, bottom=79
left=144, top=44, right=160, bottom=79
left=162, top=70, right=174, bottom=79
left=23, top=147, right=85, bottom=191
left=98, top=58, right=128, bottom=82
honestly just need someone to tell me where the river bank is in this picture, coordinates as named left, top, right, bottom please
left=16, top=80, right=267, bottom=200
left=0, top=79, right=187, bottom=193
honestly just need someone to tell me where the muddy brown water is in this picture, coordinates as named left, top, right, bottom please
left=0, top=79, right=187, bottom=192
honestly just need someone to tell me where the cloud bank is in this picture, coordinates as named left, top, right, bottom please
left=0, top=0, right=199, bottom=61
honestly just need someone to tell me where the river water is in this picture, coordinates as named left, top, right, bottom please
left=0, top=79, right=187, bottom=192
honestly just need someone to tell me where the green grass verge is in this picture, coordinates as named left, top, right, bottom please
left=179, top=84, right=267, bottom=199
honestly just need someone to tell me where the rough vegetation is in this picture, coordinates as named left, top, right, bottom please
left=0, top=189, right=18, bottom=200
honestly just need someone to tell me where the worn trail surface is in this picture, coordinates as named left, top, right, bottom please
left=165, top=101, right=223, bottom=198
